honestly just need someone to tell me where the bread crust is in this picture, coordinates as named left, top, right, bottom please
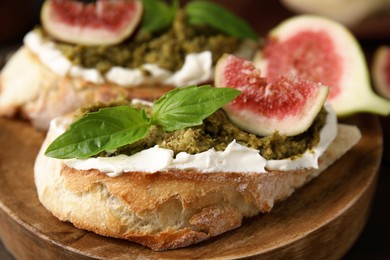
left=34, top=123, right=361, bottom=251
left=0, top=46, right=174, bottom=130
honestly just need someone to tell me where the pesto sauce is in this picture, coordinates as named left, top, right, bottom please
left=54, top=11, right=241, bottom=74
left=106, top=106, right=327, bottom=160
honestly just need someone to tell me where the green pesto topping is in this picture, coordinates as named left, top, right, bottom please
left=102, top=106, right=327, bottom=160
left=54, top=11, right=242, bottom=74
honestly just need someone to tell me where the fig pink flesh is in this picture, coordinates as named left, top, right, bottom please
left=263, top=31, right=342, bottom=99
left=51, top=0, right=139, bottom=32
left=222, top=55, right=267, bottom=90
left=228, top=77, right=318, bottom=120
left=222, top=55, right=318, bottom=120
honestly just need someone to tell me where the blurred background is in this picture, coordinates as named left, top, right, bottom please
left=0, top=0, right=389, bottom=259
left=0, top=0, right=42, bottom=43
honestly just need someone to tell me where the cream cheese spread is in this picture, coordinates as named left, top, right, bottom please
left=24, top=30, right=216, bottom=87
left=65, top=140, right=267, bottom=177
left=45, top=103, right=337, bottom=177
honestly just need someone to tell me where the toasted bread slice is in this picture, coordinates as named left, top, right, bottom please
left=34, top=121, right=361, bottom=251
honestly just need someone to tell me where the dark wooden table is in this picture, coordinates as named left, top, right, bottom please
left=0, top=1, right=389, bottom=259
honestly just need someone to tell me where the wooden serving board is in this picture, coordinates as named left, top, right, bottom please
left=0, top=115, right=382, bottom=260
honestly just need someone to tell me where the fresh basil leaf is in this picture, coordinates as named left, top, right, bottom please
left=141, top=0, right=177, bottom=33
left=152, top=85, right=240, bottom=131
left=45, top=85, right=240, bottom=159
left=45, top=106, right=151, bottom=159
left=185, top=1, right=258, bottom=40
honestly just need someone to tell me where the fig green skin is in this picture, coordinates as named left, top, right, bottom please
left=255, top=15, right=390, bottom=116
left=41, top=0, right=143, bottom=46
left=372, top=46, right=390, bottom=100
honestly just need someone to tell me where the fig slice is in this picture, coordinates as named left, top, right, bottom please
left=372, top=46, right=390, bottom=100
left=254, top=15, right=390, bottom=116
left=41, top=0, right=143, bottom=45
left=215, top=54, right=329, bottom=136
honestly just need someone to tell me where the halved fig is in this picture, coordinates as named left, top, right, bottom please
left=254, top=15, right=390, bottom=116
left=41, top=0, right=143, bottom=45
left=372, top=46, right=390, bottom=100
left=215, top=54, right=329, bottom=136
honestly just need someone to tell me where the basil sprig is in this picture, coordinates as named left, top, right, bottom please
left=140, top=0, right=258, bottom=40
left=45, top=85, right=240, bottom=159
left=152, top=85, right=240, bottom=131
